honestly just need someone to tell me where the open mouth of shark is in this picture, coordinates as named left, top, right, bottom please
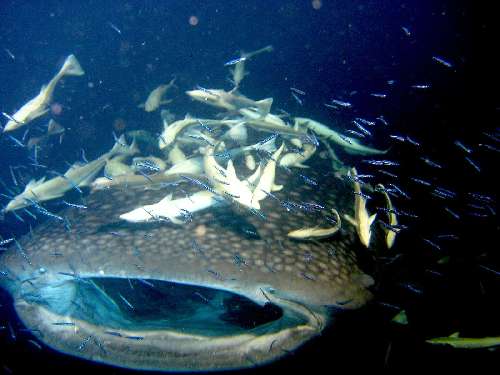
left=16, top=274, right=326, bottom=371
left=51, top=277, right=285, bottom=335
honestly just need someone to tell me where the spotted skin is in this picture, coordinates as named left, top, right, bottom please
left=0, top=161, right=374, bottom=370
left=2, top=166, right=371, bottom=306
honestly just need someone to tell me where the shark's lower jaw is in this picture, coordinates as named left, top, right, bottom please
left=14, top=276, right=327, bottom=371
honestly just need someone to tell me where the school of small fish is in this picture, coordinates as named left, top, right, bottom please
left=0, top=35, right=498, bottom=372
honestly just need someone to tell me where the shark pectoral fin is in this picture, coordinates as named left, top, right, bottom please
left=137, top=103, right=145, bottom=109
left=160, top=99, right=172, bottom=105
left=343, top=214, right=356, bottom=226
left=369, top=213, right=377, bottom=226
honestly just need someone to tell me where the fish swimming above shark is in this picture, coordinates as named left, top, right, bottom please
left=0, top=158, right=374, bottom=372
left=228, top=59, right=248, bottom=91
left=0, top=43, right=382, bottom=372
left=377, top=183, right=398, bottom=249
left=120, top=190, right=221, bottom=224
left=344, top=167, right=377, bottom=248
left=140, top=78, right=176, bottom=112
left=288, top=209, right=342, bottom=240
left=3, top=135, right=138, bottom=212
left=186, top=88, right=273, bottom=115
left=3, top=54, right=85, bottom=133
left=158, top=115, right=224, bottom=150
left=294, top=117, right=388, bottom=156
left=227, top=45, right=274, bottom=90
left=279, top=138, right=317, bottom=168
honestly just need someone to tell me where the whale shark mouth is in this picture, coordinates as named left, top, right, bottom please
left=15, top=276, right=326, bottom=371
left=47, top=277, right=284, bottom=334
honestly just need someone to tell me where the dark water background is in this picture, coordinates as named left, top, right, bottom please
left=0, top=0, right=498, bottom=373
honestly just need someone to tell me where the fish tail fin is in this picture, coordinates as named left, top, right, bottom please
left=109, top=135, right=139, bottom=157
left=251, top=137, right=276, bottom=154
left=60, top=54, right=85, bottom=76
left=128, top=137, right=140, bottom=155
left=256, top=98, right=273, bottom=115
left=167, top=76, right=177, bottom=89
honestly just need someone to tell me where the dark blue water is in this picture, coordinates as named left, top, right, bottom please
left=0, top=0, right=498, bottom=373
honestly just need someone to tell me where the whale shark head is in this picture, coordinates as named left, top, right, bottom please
left=0, top=167, right=373, bottom=371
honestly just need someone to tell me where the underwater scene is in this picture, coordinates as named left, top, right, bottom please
left=0, top=0, right=498, bottom=373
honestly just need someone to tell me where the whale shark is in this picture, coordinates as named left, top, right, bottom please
left=0, top=163, right=373, bottom=371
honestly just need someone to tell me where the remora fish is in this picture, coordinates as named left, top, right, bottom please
left=426, top=332, right=500, bottom=349
left=186, top=88, right=273, bottom=115
left=279, top=141, right=317, bottom=168
left=3, top=54, right=84, bottom=132
left=376, top=183, right=398, bottom=248
left=120, top=190, right=220, bottom=224
left=294, top=117, right=388, bottom=155
left=3, top=136, right=137, bottom=212
left=0, top=164, right=373, bottom=371
left=228, top=45, right=273, bottom=90
left=229, top=60, right=248, bottom=90
left=236, top=107, right=306, bottom=137
left=141, top=78, right=176, bottom=112
left=288, top=209, right=342, bottom=240
left=91, top=172, right=190, bottom=191
left=344, top=167, right=377, bottom=247
left=158, top=116, right=223, bottom=149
